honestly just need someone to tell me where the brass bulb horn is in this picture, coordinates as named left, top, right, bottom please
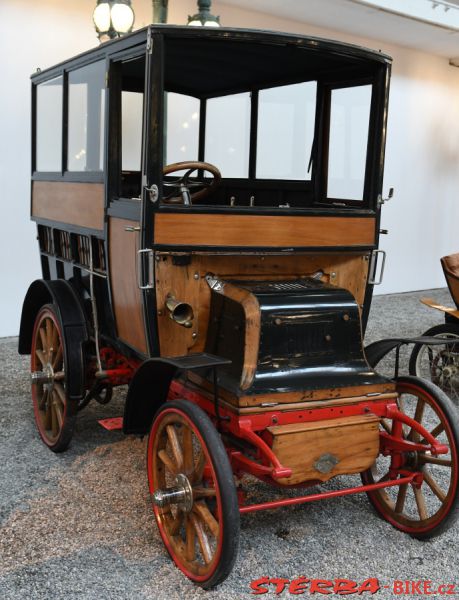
left=165, top=294, right=194, bottom=328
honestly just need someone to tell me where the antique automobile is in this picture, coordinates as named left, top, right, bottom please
left=409, top=253, right=459, bottom=405
left=19, top=25, right=459, bottom=588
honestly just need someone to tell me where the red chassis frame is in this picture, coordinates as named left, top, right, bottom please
left=98, top=349, right=448, bottom=515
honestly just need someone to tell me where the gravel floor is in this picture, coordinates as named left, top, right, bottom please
left=1, top=288, right=458, bottom=599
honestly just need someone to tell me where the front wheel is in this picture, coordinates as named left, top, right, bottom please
left=147, top=399, right=240, bottom=589
left=362, top=376, right=459, bottom=539
left=409, top=323, right=459, bottom=405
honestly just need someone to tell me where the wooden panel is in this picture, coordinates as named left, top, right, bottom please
left=269, top=414, right=380, bottom=485
left=155, top=214, right=375, bottom=248
left=32, top=181, right=104, bottom=230
left=108, top=218, right=148, bottom=354
left=155, top=253, right=370, bottom=357
left=187, top=372, right=396, bottom=410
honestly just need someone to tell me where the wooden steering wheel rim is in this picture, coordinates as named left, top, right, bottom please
left=163, top=161, right=221, bottom=203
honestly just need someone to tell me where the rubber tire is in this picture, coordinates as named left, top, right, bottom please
left=409, top=323, right=459, bottom=382
left=31, top=304, right=78, bottom=452
left=362, top=375, right=459, bottom=539
left=148, top=399, right=240, bottom=589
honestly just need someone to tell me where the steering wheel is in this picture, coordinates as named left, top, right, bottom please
left=162, top=161, right=221, bottom=205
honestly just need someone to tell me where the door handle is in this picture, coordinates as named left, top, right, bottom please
left=125, top=226, right=141, bottom=232
left=137, top=249, right=154, bottom=290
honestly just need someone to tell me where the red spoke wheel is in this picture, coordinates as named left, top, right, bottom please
left=147, top=399, right=239, bottom=588
left=30, top=304, right=77, bottom=452
left=362, top=376, right=459, bottom=539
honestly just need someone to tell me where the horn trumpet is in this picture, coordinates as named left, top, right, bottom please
left=165, top=294, right=194, bottom=328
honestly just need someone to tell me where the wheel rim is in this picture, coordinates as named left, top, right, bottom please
left=365, top=382, right=458, bottom=533
left=147, top=407, right=224, bottom=582
left=31, top=308, right=67, bottom=445
left=415, top=334, right=459, bottom=404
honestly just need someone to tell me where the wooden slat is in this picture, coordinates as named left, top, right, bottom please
left=32, top=181, right=104, bottom=230
left=155, top=214, right=375, bottom=248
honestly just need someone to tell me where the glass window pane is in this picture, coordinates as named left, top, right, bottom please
left=327, top=85, right=372, bottom=201
left=257, top=82, right=316, bottom=180
left=205, top=92, right=250, bottom=178
left=122, top=91, right=143, bottom=171
left=68, top=61, right=106, bottom=172
left=165, top=92, right=200, bottom=168
left=36, top=77, right=62, bottom=171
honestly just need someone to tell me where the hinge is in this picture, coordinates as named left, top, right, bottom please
left=147, top=27, right=153, bottom=54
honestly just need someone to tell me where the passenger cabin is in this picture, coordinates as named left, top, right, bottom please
left=29, top=25, right=391, bottom=405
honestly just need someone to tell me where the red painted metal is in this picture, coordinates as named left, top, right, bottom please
left=386, top=404, right=449, bottom=455
left=239, top=473, right=417, bottom=514
left=98, top=416, right=124, bottom=431
left=97, top=347, right=140, bottom=386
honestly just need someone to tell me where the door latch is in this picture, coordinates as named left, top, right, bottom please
left=145, top=184, right=159, bottom=203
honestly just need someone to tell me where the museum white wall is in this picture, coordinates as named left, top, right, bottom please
left=1, top=0, right=459, bottom=337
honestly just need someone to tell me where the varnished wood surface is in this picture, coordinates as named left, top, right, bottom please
left=155, top=213, right=376, bottom=248
left=155, top=253, right=370, bottom=358
left=32, top=181, right=104, bottom=230
left=108, top=218, right=148, bottom=354
left=186, top=374, right=397, bottom=412
left=269, top=414, right=380, bottom=485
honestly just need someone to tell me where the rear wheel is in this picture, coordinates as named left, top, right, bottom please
left=30, top=304, right=77, bottom=452
left=409, top=323, right=459, bottom=405
left=362, top=376, right=459, bottom=539
left=147, top=399, right=239, bottom=588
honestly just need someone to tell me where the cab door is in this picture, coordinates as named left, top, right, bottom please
left=106, top=50, right=151, bottom=356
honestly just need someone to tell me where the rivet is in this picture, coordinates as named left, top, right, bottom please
left=194, top=272, right=199, bottom=280
left=192, top=332, right=197, bottom=339
left=325, top=334, right=332, bottom=342
left=331, top=272, right=336, bottom=278
left=275, top=317, right=282, bottom=325
left=158, top=310, right=163, bottom=316
left=343, top=314, right=350, bottom=321
left=272, top=416, right=278, bottom=424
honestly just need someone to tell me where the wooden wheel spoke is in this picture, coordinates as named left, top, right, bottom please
left=35, top=349, right=47, bottom=367
left=166, top=425, right=184, bottom=471
left=182, top=426, right=194, bottom=475
left=49, top=326, right=58, bottom=361
left=193, top=501, right=220, bottom=538
left=193, top=449, right=207, bottom=483
left=193, top=486, right=217, bottom=499
left=423, top=471, right=447, bottom=502
left=45, top=319, right=53, bottom=359
left=408, top=400, right=425, bottom=442
left=52, top=345, right=63, bottom=370
left=190, top=513, right=213, bottom=564
left=418, top=455, right=452, bottom=467
left=395, top=483, right=408, bottom=514
left=39, top=327, right=47, bottom=353
left=420, top=422, right=445, bottom=445
left=50, top=401, right=59, bottom=437
left=54, top=383, right=66, bottom=404
left=380, top=419, right=392, bottom=434
left=185, top=516, right=196, bottom=561
left=53, top=392, right=64, bottom=428
left=158, top=449, right=178, bottom=475
left=377, top=472, right=390, bottom=484
left=168, top=512, right=183, bottom=536
left=44, top=394, right=53, bottom=430
left=39, top=388, right=49, bottom=411
left=413, top=485, right=428, bottom=520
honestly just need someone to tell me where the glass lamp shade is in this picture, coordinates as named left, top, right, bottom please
left=93, top=1, right=135, bottom=39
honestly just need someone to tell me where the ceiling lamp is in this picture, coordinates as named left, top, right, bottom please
left=188, top=0, right=220, bottom=27
left=93, top=0, right=135, bottom=42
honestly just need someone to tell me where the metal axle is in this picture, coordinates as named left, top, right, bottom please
left=152, top=473, right=194, bottom=512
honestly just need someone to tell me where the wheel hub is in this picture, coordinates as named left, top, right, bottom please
left=152, top=473, right=194, bottom=513
left=30, top=362, right=54, bottom=386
